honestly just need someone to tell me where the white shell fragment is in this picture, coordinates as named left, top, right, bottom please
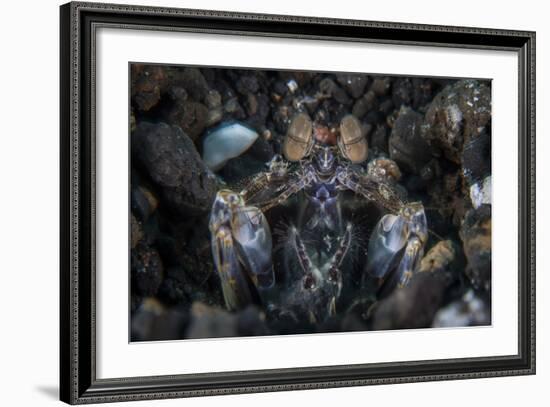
left=286, top=79, right=298, bottom=93
left=202, top=122, right=259, bottom=171
left=470, top=176, right=492, bottom=209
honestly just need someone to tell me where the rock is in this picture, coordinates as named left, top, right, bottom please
left=411, top=78, right=436, bottom=108
left=131, top=298, right=189, bottom=341
left=370, top=124, right=389, bottom=153
left=178, top=67, right=209, bottom=102
left=389, top=106, right=432, bottom=174
left=272, top=80, right=288, bottom=96
left=244, top=93, right=258, bottom=116
left=131, top=65, right=167, bottom=112
left=352, top=90, right=377, bottom=119
left=463, top=129, right=491, bottom=186
left=422, top=79, right=491, bottom=164
left=237, top=306, right=271, bottom=337
left=426, top=169, right=469, bottom=227
left=224, top=96, right=246, bottom=119
left=246, top=93, right=270, bottom=130
left=130, top=294, right=143, bottom=314
left=364, top=110, right=384, bottom=126
left=370, top=272, right=446, bottom=330
left=131, top=184, right=159, bottom=222
left=339, top=313, right=369, bottom=332
left=131, top=242, right=164, bottom=297
left=206, top=107, right=223, bottom=127
left=391, top=77, right=414, bottom=108
left=167, top=101, right=208, bottom=141
left=168, top=86, right=188, bottom=103
left=419, top=240, right=461, bottom=287
left=155, top=218, right=224, bottom=307
left=236, top=75, right=260, bottom=95
left=370, top=77, right=391, bottom=96
left=460, top=205, right=491, bottom=292
left=278, top=70, right=313, bottom=87
left=391, top=78, right=435, bottom=110
left=130, top=110, right=136, bottom=132
left=404, top=174, right=428, bottom=193
left=378, top=98, right=394, bottom=116
left=205, top=89, right=222, bottom=109
left=246, top=133, right=274, bottom=162
left=186, top=303, right=269, bottom=339
left=336, top=74, right=369, bottom=99
left=130, top=213, right=143, bottom=249
left=157, top=267, right=191, bottom=306
left=132, top=122, right=218, bottom=214
left=272, top=105, right=296, bottom=134
left=319, top=77, right=351, bottom=105
left=432, top=289, right=490, bottom=327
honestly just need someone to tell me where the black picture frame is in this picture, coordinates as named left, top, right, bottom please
left=60, top=2, right=536, bottom=404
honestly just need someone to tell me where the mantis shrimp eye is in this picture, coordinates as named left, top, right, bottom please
left=283, top=112, right=314, bottom=161
left=338, top=114, right=368, bottom=163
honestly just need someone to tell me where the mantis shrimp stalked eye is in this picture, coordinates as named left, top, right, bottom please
left=282, top=112, right=314, bottom=162
left=338, top=114, right=368, bottom=163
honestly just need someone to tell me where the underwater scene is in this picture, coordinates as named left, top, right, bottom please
left=130, top=64, right=492, bottom=341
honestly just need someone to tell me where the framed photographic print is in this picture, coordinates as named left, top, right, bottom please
left=60, top=1, right=535, bottom=404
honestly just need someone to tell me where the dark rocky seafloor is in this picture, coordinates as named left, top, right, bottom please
left=129, top=64, right=492, bottom=341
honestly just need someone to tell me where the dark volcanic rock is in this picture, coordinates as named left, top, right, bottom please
left=422, top=79, right=491, bottom=164
left=131, top=298, right=189, bottom=341
left=131, top=184, right=159, bottom=222
left=391, top=77, right=414, bottom=108
left=177, top=67, right=210, bottom=102
left=371, top=272, right=447, bottom=330
left=370, top=124, right=389, bottom=153
left=236, top=75, right=260, bottom=95
left=462, top=129, right=491, bottom=186
left=167, top=101, right=208, bottom=141
left=392, top=78, right=435, bottom=110
left=460, top=205, right=491, bottom=292
left=352, top=90, right=377, bottom=119
left=186, top=303, right=269, bottom=339
left=246, top=93, right=270, bottom=130
left=389, top=106, right=432, bottom=174
left=418, top=239, right=462, bottom=287
left=319, top=77, right=352, bottom=105
left=272, top=105, right=296, bottom=134
left=224, top=96, right=246, bottom=119
left=411, top=78, right=436, bottom=109
left=206, top=107, right=223, bottom=127
left=370, top=77, right=391, bottom=96
left=132, top=122, right=218, bottom=214
left=336, top=74, right=369, bottom=99
left=378, top=98, right=394, bottom=116
left=157, top=267, right=192, bottom=306
left=131, top=242, right=164, bottom=297
left=427, top=169, right=470, bottom=227
left=205, top=89, right=222, bottom=109
left=131, top=65, right=167, bottom=112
